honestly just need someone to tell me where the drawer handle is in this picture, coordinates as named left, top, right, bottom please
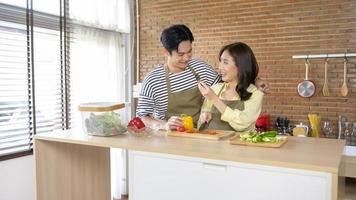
left=202, top=163, right=227, bottom=172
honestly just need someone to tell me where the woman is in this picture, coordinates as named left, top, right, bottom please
left=198, top=42, right=264, bottom=132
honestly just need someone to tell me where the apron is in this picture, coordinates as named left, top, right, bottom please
left=205, top=85, right=245, bottom=131
left=164, top=66, right=203, bottom=125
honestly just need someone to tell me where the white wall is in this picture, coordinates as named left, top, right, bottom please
left=0, top=155, right=35, bottom=200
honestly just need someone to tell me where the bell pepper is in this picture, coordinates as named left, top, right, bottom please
left=181, top=114, right=194, bottom=131
left=127, top=117, right=146, bottom=129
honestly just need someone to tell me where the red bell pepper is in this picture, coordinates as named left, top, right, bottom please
left=127, top=117, right=146, bottom=129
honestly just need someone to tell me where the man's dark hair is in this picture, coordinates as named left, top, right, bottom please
left=160, top=24, right=194, bottom=54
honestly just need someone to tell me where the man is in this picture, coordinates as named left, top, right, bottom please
left=137, top=24, right=267, bottom=131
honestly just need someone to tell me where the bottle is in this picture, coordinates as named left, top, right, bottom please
left=338, top=116, right=343, bottom=139
left=344, top=122, right=351, bottom=145
left=322, top=120, right=333, bottom=138
left=338, top=115, right=348, bottom=139
left=351, top=123, right=356, bottom=146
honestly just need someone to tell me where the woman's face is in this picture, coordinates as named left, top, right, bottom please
left=219, top=50, right=238, bottom=83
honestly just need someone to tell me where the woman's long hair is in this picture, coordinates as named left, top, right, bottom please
left=219, top=42, right=259, bottom=101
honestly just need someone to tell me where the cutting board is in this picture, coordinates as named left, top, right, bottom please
left=230, top=134, right=288, bottom=148
left=168, top=130, right=235, bottom=140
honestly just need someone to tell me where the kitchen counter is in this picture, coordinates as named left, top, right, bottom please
left=34, top=130, right=345, bottom=200
left=35, top=130, right=344, bottom=173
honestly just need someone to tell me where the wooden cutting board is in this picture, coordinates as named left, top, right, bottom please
left=230, top=134, right=288, bottom=148
left=168, top=130, right=235, bottom=140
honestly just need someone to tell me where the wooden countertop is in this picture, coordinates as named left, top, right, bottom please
left=34, top=130, right=345, bottom=173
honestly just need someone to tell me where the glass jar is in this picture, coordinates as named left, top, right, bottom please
left=78, top=102, right=127, bottom=136
left=322, top=120, right=333, bottom=138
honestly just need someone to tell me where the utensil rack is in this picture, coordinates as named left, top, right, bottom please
left=292, top=53, right=356, bottom=60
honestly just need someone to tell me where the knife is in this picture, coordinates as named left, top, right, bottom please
left=198, top=121, right=208, bottom=131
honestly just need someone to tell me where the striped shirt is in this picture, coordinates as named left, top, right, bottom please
left=137, top=58, right=220, bottom=119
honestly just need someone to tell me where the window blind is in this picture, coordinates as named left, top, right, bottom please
left=0, top=0, right=70, bottom=160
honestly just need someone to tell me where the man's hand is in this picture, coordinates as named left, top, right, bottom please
left=140, top=116, right=176, bottom=131
left=165, top=116, right=183, bottom=131
left=255, top=78, right=270, bottom=94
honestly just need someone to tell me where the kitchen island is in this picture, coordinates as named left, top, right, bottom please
left=34, top=130, right=345, bottom=200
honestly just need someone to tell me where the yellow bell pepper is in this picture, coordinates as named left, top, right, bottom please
left=181, top=114, right=194, bottom=131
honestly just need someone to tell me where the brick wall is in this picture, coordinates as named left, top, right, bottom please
left=137, top=0, right=356, bottom=132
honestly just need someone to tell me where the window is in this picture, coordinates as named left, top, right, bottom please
left=0, top=0, right=133, bottom=163
left=68, top=1, right=133, bottom=198
left=69, top=0, right=132, bottom=128
left=0, top=0, right=70, bottom=160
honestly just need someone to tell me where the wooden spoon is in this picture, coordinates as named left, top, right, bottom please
left=322, top=59, right=330, bottom=96
left=341, top=59, right=348, bottom=97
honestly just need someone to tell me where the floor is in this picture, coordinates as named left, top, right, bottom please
left=344, top=178, right=356, bottom=200
left=116, top=178, right=356, bottom=200
left=114, top=196, right=127, bottom=200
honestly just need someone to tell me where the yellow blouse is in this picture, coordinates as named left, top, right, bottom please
left=201, top=82, right=264, bottom=131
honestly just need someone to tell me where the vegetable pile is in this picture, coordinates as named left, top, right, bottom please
left=175, top=114, right=217, bottom=135
left=85, top=112, right=126, bottom=136
left=239, top=131, right=280, bottom=143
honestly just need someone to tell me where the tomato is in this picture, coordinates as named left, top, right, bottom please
left=185, top=128, right=198, bottom=134
left=127, top=117, right=146, bottom=129
left=176, top=126, right=185, bottom=132
left=206, top=130, right=217, bottom=135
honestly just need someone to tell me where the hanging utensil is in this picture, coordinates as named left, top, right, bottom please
left=297, top=59, right=315, bottom=98
left=341, top=58, right=348, bottom=97
left=322, top=58, right=330, bottom=96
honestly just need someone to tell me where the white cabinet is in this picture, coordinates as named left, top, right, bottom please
left=129, top=151, right=332, bottom=200
left=340, top=146, right=356, bottom=178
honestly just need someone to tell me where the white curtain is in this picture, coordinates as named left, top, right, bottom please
left=70, top=0, right=130, bottom=33
left=70, top=25, right=128, bottom=200
left=70, top=0, right=132, bottom=198
left=70, top=27, right=128, bottom=122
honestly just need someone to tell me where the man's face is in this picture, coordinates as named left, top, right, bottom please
left=167, top=40, right=192, bottom=72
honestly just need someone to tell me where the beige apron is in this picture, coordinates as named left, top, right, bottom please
left=205, top=85, right=245, bottom=131
left=164, top=66, right=203, bottom=125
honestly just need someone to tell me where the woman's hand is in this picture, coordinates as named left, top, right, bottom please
left=198, top=81, right=217, bottom=101
left=198, top=81, right=227, bottom=114
left=199, top=112, right=212, bottom=124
